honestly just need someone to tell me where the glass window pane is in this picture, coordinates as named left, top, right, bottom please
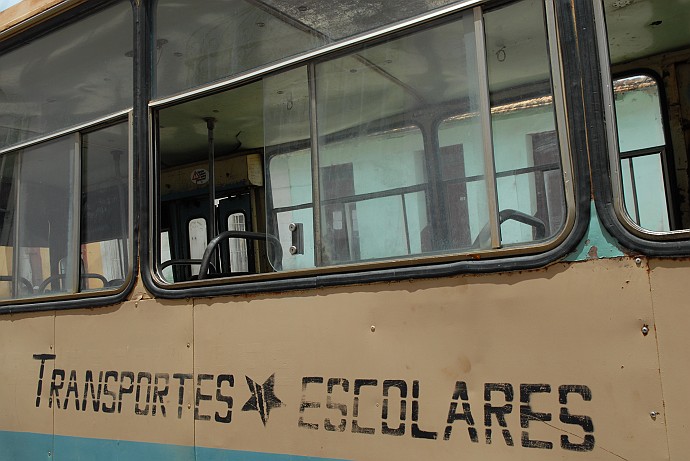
left=159, top=0, right=571, bottom=283
left=315, top=13, right=479, bottom=262
left=154, top=0, right=468, bottom=97
left=17, top=137, right=77, bottom=296
left=484, top=0, right=565, bottom=245
left=0, top=1, right=133, bottom=150
left=632, top=154, right=670, bottom=232
left=0, top=153, right=19, bottom=299
left=80, top=122, right=130, bottom=291
left=614, top=76, right=665, bottom=152
left=265, top=68, right=313, bottom=270
left=613, top=76, right=671, bottom=231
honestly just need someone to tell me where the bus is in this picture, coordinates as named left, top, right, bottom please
left=1, top=0, right=689, bottom=459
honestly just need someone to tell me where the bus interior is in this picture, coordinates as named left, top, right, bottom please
left=154, top=0, right=690, bottom=284
left=155, top=0, right=568, bottom=283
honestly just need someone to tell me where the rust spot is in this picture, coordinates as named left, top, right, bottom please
left=587, top=245, right=599, bottom=259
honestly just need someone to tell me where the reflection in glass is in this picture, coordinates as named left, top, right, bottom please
left=0, top=0, right=132, bottom=150
left=314, top=14, right=479, bottom=263
left=613, top=76, right=671, bottom=232
left=81, top=122, right=130, bottom=291
left=154, top=0, right=466, bottom=97
left=484, top=0, right=565, bottom=245
left=18, top=138, right=77, bottom=296
left=0, top=154, right=19, bottom=299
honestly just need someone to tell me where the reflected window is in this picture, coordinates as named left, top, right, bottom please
left=0, top=121, right=130, bottom=299
left=613, top=75, right=672, bottom=232
left=154, top=0, right=571, bottom=283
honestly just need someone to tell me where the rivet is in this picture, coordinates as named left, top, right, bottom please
left=642, top=325, right=650, bottom=336
left=188, top=403, right=192, bottom=409
left=50, top=345, right=53, bottom=350
left=289, top=245, right=298, bottom=255
left=187, top=343, right=191, bottom=348
left=371, top=325, right=376, bottom=332
left=635, top=257, right=642, bottom=266
left=650, top=411, right=658, bottom=420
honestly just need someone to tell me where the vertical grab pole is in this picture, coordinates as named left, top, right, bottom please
left=204, top=117, right=218, bottom=271
left=474, top=7, right=501, bottom=249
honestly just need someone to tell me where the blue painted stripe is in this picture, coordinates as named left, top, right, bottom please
left=0, top=431, right=347, bottom=461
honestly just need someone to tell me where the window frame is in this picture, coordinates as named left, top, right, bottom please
left=0, top=0, right=138, bottom=312
left=143, top=0, right=591, bottom=297
left=0, top=112, right=136, bottom=310
left=589, top=0, right=690, bottom=255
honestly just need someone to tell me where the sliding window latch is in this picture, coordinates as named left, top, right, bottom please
left=288, top=223, right=303, bottom=255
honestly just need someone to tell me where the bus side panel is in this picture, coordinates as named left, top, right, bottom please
left=192, top=258, right=666, bottom=461
left=649, top=260, right=690, bottom=461
left=0, top=311, right=54, bottom=461
left=51, top=298, right=195, bottom=459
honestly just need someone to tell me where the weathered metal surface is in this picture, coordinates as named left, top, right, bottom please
left=648, top=259, right=690, bottom=460
left=191, top=258, right=665, bottom=460
left=0, top=310, right=54, bottom=434
left=0, top=258, right=674, bottom=460
left=50, top=298, right=194, bottom=450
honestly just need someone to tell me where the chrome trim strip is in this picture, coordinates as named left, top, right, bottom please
left=0, top=109, right=133, bottom=155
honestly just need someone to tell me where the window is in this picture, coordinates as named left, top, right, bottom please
left=0, top=1, right=132, bottom=301
left=614, top=76, right=672, bottom=232
left=598, top=0, right=690, bottom=238
left=153, top=0, right=572, bottom=284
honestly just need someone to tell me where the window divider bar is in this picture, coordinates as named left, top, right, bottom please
left=12, top=156, right=21, bottom=298
left=308, top=63, right=323, bottom=267
left=474, top=6, right=501, bottom=249
left=70, top=133, right=82, bottom=295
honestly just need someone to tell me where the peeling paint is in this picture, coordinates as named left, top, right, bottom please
left=565, top=202, right=625, bottom=261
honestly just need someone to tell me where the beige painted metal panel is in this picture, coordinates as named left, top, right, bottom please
left=0, top=311, right=54, bottom=435
left=193, top=258, right=666, bottom=460
left=52, top=298, right=194, bottom=447
left=649, top=259, right=690, bottom=461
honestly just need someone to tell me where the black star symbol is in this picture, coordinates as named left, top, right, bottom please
left=242, top=374, right=284, bottom=425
